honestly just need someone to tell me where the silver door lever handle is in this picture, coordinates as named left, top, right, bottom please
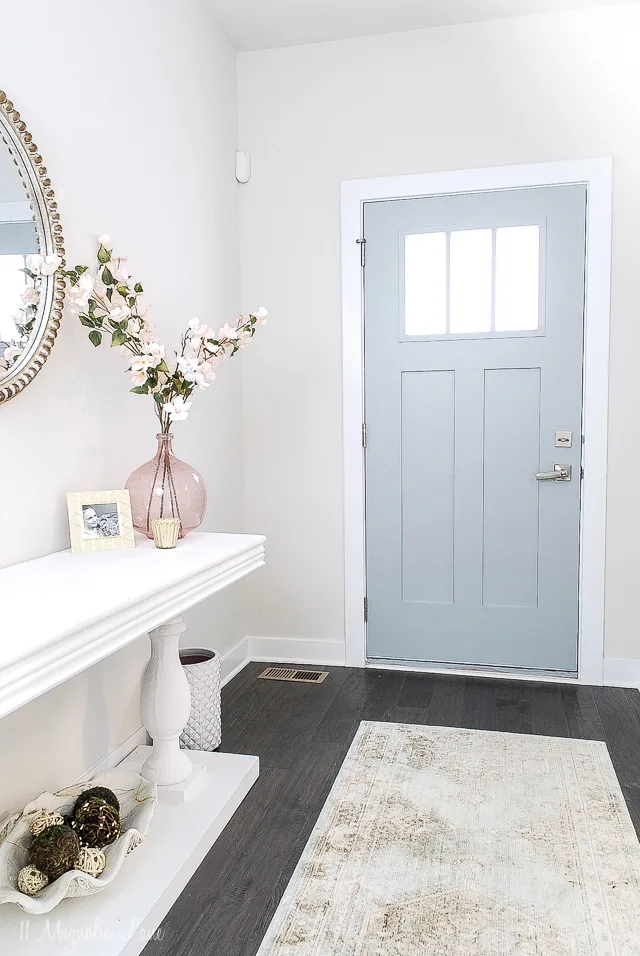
left=536, top=464, right=572, bottom=482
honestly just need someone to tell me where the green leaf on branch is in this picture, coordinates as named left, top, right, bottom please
left=154, top=392, right=164, bottom=405
left=130, top=384, right=149, bottom=394
left=97, top=245, right=111, bottom=264
left=102, top=266, right=115, bottom=285
left=88, top=330, right=102, bottom=347
left=116, top=285, right=129, bottom=297
left=156, top=360, right=169, bottom=373
left=75, top=265, right=88, bottom=275
left=111, top=329, right=127, bottom=347
left=79, top=315, right=94, bottom=328
left=134, top=282, right=143, bottom=294
left=106, top=287, right=113, bottom=302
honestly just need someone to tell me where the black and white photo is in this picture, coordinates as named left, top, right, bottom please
left=81, top=503, right=121, bottom=539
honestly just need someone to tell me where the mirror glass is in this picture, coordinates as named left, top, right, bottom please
left=0, top=144, right=39, bottom=376
left=0, top=91, right=65, bottom=404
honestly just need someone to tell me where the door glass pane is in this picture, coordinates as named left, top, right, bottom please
left=404, top=232, right=446, bottom=335
left=495, top=225, right=540, bottom=332
left=449, top=229, right=492, bottom=334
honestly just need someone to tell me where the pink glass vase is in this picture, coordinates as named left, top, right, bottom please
left=125, top=433, right=207, bottom=539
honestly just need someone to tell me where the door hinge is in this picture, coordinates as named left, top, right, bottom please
left=356, top=237, right=366, bottom=267
left=364, top=596, right=368, bottom=622
left=362, top=422, right=367, bottom=448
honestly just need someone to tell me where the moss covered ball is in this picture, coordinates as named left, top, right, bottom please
left=29, top=825, right=80, bottom=881
left=72, top=786, right=120, bottom=817
left=72, top=797, right=121, bottom=848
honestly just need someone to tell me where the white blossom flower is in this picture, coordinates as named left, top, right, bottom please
left=127, top=318, right=141, bottom=337
left=131, top=352, right=162, bottom=375
left=112, top=260, right=131, bottom=283
left=98, top=234, right=112, bottom=249
left=237, top=329, right=253, bottom=348
left=177, top=355, right=210, bottom=388
left=40, top=255, right=62, bottom=276
left=200, top=361, right=216, bottom=383
left=131, top=368, right=147, bottom=387
left=188, top=317, right=202, bottom=331
left=139, top=324, right=158, bottom=345
left=67, top=285, right=90, bottom=313
left=78, top=272, right=95, bottom=293
left=3, top=345, right=22, bottom=364
left=25, top=254, right=43, bottom=273
left=21, top=287, right=40, bottom=307
left=163, top=396, right=192, bottom=422
left=142, top=341, right=165, bottom=362
left=254, top=306, right=269, bottom=324
left=109, top=305, right=131, bottom=324
left=218, top=323, right=237, bottom=341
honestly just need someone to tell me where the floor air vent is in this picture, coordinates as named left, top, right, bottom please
left=258, top=667, right=329, bottom=684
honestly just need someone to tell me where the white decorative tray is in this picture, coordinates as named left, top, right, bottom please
left=0, top=769, right=157, bottom=914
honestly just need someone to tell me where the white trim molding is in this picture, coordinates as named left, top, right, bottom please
left=341, top=159, right=613, bottom=683
left=220, top=636, right=252, bottom=685
left=603, top=658, right=640, bottom=690
left=250, top=636, right=346, bottom=667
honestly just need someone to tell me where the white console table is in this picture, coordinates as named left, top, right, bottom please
left=0, top=532, right=266, bottom=954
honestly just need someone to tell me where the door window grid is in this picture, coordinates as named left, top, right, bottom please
left=405, top=224, right=540, bottom=338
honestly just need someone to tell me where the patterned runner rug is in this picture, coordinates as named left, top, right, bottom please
left=256, top=721, right=640, bottom=955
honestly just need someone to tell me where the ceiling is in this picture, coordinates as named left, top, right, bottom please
left=208, top=0, right=634, bottom=52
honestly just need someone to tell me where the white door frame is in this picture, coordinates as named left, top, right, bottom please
left=341, top=159, right=613, bottom=683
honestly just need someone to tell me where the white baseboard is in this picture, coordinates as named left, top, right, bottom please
left=603, top=658, right=640, bottom=689
left=81, top=725, right=148, bottom=781
left=249, top=636, right=346, bottom=667
left=220, top=636, right=251, bottom=686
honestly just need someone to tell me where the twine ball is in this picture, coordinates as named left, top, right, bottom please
left=30, top=810, right=65, bottom=837
left=17, top=865, right=49, bottom=896
left=29, top=825, right=80, bottom=881
left=75, top=846, right=106, bottom=878
left=72, top=786, right=120, bottom=817
left=73, top=797, right=121, bottom=848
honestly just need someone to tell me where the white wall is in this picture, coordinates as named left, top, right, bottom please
left=238, top=3, right=640, bottom=663
left=0, top=0, right=245, bottom=813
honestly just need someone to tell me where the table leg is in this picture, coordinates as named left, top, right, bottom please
left=140, top=616, right=193, bottom=786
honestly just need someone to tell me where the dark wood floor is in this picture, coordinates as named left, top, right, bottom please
left=148, top=663, right=640, bottom=956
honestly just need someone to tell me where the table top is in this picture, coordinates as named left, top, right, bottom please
left=0, top=532, right=266, bottom=720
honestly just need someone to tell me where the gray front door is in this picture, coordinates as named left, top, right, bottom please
left=364, top=185, right=586, bottom=674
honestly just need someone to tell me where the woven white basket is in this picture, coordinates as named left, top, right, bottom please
left=179, top=648, right=222, bottom=751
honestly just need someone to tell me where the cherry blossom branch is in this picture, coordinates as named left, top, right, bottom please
left=65, top=236, right=268, bottom=429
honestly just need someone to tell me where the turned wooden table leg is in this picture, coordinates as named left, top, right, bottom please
left=140, top=616, right=193, bottom=786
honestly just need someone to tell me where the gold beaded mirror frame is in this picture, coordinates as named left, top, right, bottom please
left=0, top=90, right=65, bottom=404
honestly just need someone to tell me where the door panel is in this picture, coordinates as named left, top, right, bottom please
left=364, top=185, right=586, bottom=673
left=482, top=367, right=541, bottom=609
left=401, top=370, right=455, bottom=605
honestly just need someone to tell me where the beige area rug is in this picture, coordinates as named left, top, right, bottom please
left=256, top=721, right=640, bottom=956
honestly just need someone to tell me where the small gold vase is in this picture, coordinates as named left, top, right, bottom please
left=151, top=517, right=181, bottom=549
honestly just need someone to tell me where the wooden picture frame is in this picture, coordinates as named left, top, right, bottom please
left=66, top=490, right=136, bottom=554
